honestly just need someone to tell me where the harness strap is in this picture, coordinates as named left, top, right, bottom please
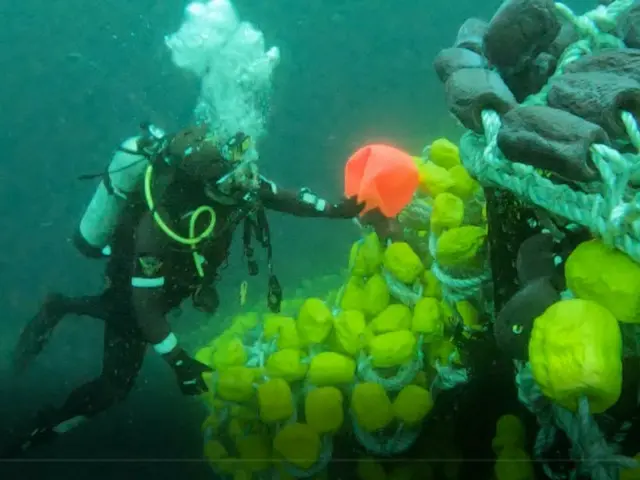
left=243, top=216, right=259, bottom=276
left=241, top=206, right=282, bottom=312
left=242, top=207, right=275, bottom=271
left=256, top=207, right=274, bottom=274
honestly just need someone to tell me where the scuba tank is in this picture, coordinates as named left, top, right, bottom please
left=73, top=124, right=166, bottom=258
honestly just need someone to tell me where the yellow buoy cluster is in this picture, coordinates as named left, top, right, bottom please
left=526, top=238, right=640, bottom=415
left=621, top=453, right=640, bottom=480
left=491, top=415, right=535, bottom=480
left=399, top=138, right=487, bottom=275
left=193, top=137, right=494, bottom=479
left=196, top=285, right=443, bottom=478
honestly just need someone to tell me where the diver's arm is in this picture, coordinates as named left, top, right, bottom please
left=130, top=212, right=177, bottom=353
left=258, top=176, right=363, bottom=218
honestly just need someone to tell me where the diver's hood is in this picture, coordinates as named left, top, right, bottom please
left=167, top=124, right=229, bottom=181
left=163, top=125, right=259, bottom=198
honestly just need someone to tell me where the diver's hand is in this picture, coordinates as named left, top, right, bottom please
left=164, top=348, right=212, bottom=396
left=331, top=197, right=363, bottom=218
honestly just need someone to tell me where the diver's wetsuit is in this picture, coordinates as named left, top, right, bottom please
left=9, top=173, right=357, bottom=454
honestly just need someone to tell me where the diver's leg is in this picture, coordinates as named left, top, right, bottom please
left=55, top=323, right=147, bottom=419
left=5, top=323, right=147, bottom=456
left=13, top=293, right=111, bottom=372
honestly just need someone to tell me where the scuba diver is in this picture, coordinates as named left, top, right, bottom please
left=5, top=123, right=361, bottom=456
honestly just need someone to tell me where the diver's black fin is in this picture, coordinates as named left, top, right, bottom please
left=0, top=407, right=62, bottom=459
left=1, top=427, right=58, bottom=459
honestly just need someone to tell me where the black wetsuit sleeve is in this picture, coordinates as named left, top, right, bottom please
left=257, top=176, right=362, bottom=218
left=130, top=211, right=175, bottom=349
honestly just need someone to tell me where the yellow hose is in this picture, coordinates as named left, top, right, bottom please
left=144, top=164, right=216, bottom=277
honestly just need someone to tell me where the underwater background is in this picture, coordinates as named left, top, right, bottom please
left=0, top=0, right=597, bottom=478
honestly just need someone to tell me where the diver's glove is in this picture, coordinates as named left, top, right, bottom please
left=330, top=197, right=364, bottom=218
left=164, top=348, right=212, bottom=396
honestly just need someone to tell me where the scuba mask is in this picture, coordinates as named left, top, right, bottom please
left=221, top=132, right=254, bottom=163
left=214, top=132, right=260, bottom=196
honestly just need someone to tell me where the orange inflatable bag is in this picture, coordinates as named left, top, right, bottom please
left=344, top=144, right=419, bottom=218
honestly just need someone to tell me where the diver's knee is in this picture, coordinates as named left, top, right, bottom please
left=105, top=377, right=136, bottom=404
left=42, top=293, right=71, bottom=316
